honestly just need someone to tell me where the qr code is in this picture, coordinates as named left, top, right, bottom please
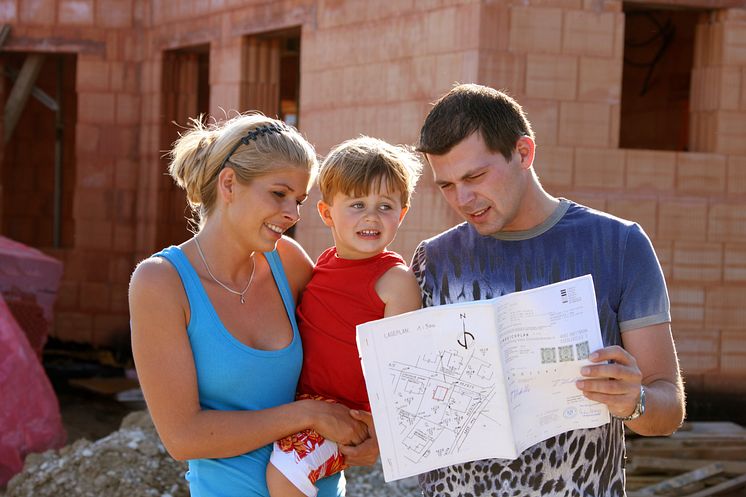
left=558, top=345, right=574, bottom=362
left=576, top=341, right=590, bottom=360
left=541, top=347, right=557, bottom=364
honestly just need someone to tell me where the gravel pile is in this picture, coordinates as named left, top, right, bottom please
left=346, top=464, right=421, bottom=497
left=3, top=410, right=420, bottom=497
left=4, top=411, right=188, bottom=497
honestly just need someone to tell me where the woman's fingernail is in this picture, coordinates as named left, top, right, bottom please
left=589, top=352, right=599, bottom=360
left=581, top=367, right=590, bottom=375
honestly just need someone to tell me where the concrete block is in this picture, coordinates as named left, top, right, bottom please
left=574, top=147, right=625, bottom=188
left=721, top=331, right=746, bottom=374
left=578, top=56, right=621, bottom=103
left=669, top=284, right=705, bottom=325
left=79, top=282, right=111, bottom=312
left=675, top=328, right=720, bottom=373
left=115, top=94, right=141, bottom=125
left=525, top=54, right=578, bottom=101
left=96, top=0, right=133, bottom=28
left=0, top=1, right=17, bottom=22
left=672, top=241, right=723, bottom=283
left=625, top=149, right=676, bottom=191
left=706, top=286, right=746, bottom=329
left=714, top=111, right=746, bottom=154
left=708, top=202, right=746, bottom=243
left=676, top=152, right=727, bottom=194
left=720, top=66, right=741, bottom=110
left=74, top=220, right=113, bottom=250
left=479, top=3, right=510, bottom=51
left=562, top=9, right=616, bottom=57
left=78, top=92, right=116, bottom=125
left=558, top=101, right=611, bottom=147
left=509, top=6, right=563, bottom=54
left=724, top=243, right=746, bottom=283
left=20, top=0, right=55, bottom=25
left=76, top=58, right=110, bottom=92
left=58, top=0, right=94, bottom=25
left=658, top=199, right=707, bottom=242
left=723, top=22, right=746, bottom=65
left=727, top=155, right=746, bottom=195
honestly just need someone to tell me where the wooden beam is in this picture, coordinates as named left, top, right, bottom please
left=684, top=473, right=746, bottom=497
left=627, top=456, right=746, bottom=475
left=627, top=463, right=724, bottom=497
left=0, top=24, right=11, bottom=48
left=3, top=53, right=45, bottom=144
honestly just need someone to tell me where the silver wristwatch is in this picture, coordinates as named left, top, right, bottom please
left=613, top=385, right=646, bottom=421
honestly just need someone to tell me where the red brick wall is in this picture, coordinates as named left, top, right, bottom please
left=0, top=0, right=744, bottom=395
left=1, top=0, right=138, bottom=346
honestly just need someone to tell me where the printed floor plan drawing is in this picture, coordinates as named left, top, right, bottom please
left=357, top=275, right=610, bottom=481
left=388, top=348, right=501, bottom=463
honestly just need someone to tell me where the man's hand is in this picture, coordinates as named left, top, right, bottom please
left=339, top=410, right=379, bottom=467
left=575, top=345, right=643, bottom=419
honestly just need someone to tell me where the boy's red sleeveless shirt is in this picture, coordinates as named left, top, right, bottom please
left=296, top=247, right=407, bottom=411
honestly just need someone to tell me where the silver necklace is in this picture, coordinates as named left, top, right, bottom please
left=194, top=237, right=255, bottom=304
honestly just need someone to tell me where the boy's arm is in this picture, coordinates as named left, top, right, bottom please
left=375, top=265, right=423, bottom=317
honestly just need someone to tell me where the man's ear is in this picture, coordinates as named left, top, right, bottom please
left=317, top=200, right=334, bottom=227
left=515, top=136, right=536, bottom=170
left=398, top=206, right=409, bottom=224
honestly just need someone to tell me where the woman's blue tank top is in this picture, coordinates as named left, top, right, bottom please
left=155, top=246, right=344, bottom=497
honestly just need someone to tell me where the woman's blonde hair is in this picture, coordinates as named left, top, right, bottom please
left=319, top=136, right=423, bottom=208
left=168, top=113, right=318, bottom=228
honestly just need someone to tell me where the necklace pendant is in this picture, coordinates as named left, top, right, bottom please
left=240, top=295, right=245, bottom=304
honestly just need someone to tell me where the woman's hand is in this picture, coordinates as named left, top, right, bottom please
left=339, top=410, right=379, bottom=466
left=303, top=399, right=368, bottom=446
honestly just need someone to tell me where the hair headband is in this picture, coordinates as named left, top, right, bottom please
left=218, top=122, right=289, bottom=171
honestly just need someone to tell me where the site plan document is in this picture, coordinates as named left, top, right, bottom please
left=356, top=274, right=610, bottom=482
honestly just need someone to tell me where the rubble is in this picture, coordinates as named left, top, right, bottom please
left=3, top=409, right=419, bottom=497
left=4, top=411, right=188, bottom=497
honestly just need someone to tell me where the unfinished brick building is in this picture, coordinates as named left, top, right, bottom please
left=0, top=0, right=744, bottom=403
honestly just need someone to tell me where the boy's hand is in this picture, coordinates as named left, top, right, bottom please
left=339, top=410, right=379, bottom=466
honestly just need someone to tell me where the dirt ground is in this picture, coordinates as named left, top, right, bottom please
left=2, top=383, right=414, bottom=497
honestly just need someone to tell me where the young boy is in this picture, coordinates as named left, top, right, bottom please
left=266, top=136, right=424, bottom=497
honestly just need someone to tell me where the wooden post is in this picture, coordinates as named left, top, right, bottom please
left=4, top=53, right=45, bottom=144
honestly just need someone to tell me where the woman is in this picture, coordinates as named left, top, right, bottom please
left=129, top=114, right=370, bottom=497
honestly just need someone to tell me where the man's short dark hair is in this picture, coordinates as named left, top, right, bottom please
left=418, top=84, right=535, bottom=161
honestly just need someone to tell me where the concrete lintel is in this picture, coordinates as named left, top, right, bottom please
left=2, top=36, right=105, bottom=55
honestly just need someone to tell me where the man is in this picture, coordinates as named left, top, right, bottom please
left=411, top=84, right=685, bottom=496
